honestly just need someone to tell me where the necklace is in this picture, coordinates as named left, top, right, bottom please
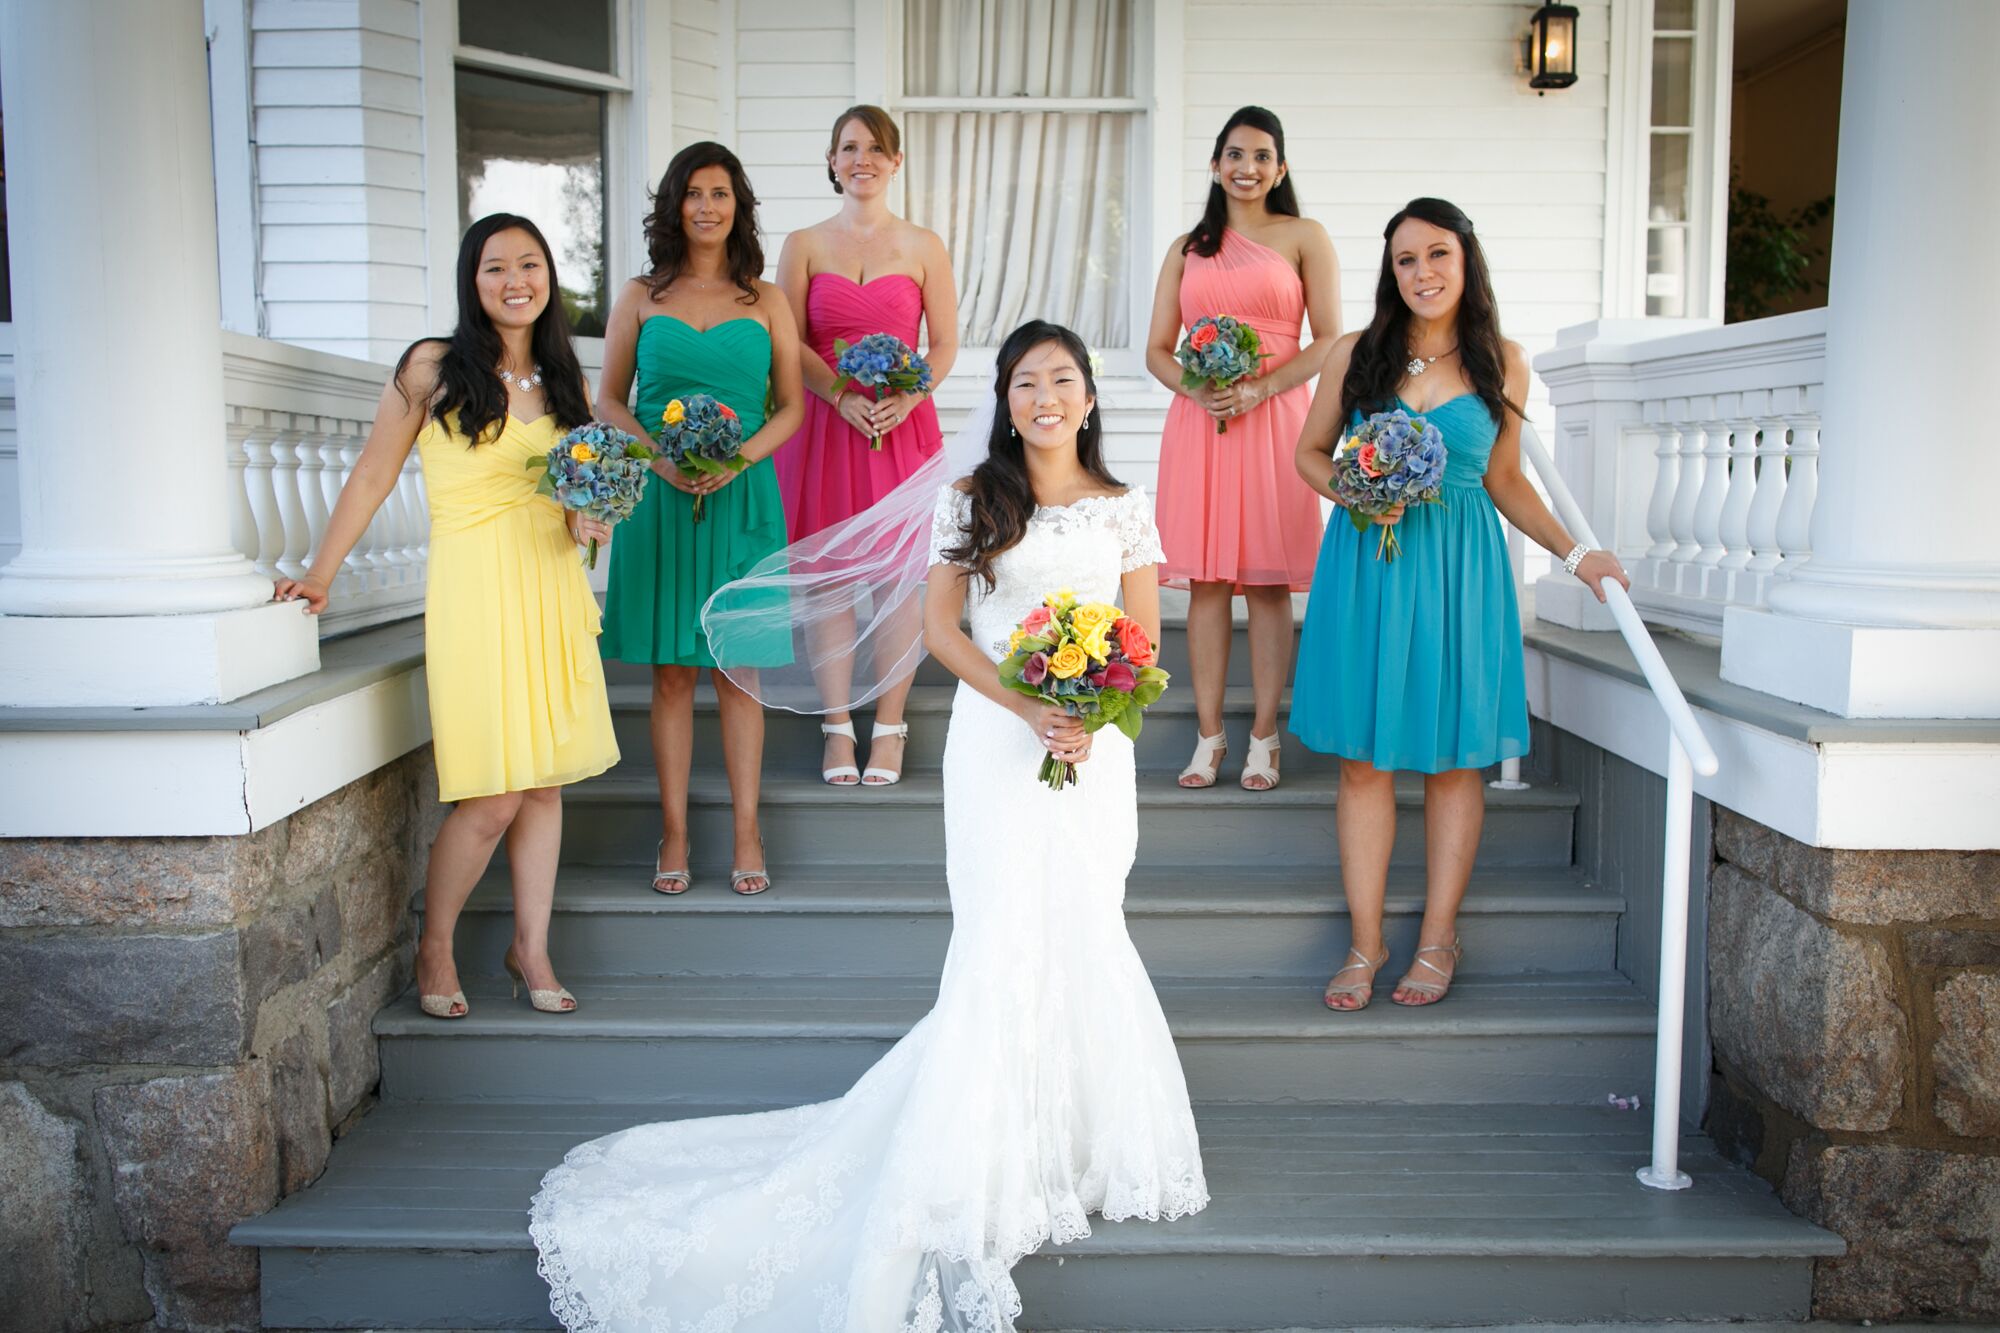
left=1406, top=345, right=1457, bottom=377
left=497, top=361, right=543, bottom=393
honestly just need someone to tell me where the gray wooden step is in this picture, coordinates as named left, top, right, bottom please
left=234, top=1101, right=1840, bottom=1329
left=618, top=683, right=1354, bottom=777
left=373, top=973, right=1658, bottom=1106
left=432, top=866, right=1622, bottom=979
left=553, top=771, right=1578, bottom=871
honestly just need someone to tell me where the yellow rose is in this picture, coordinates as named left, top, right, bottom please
left=1069, top=602, right=1119, bottom=663
left=1045, top=588, right=1076, bottom=612
left=1008, top=627, right=1027, bottom=654
left=663, top=399, right=686, bottom=426
left=570, top=442, right=597, bottom=462
left=1075, top=620, right=1112, bottom=664
left=1048, top=642, right=1088, bottom=680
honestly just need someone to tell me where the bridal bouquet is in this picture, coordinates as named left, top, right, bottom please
left=1175, top=315, right=1269, bottom=434
left=997, top=590, right=1170, bottom=791
left=831, top=333, right=933, bottom=450
left=1328, top=408, right=1449, bottom=562
left=658, top=395, right=746, bottom=523
left=526, top=421, right=656, bottom=568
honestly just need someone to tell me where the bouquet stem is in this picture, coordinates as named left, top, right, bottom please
left=869, top=432, right=883, bottom=451
left=1216, top=416, right=1229, bottom=436
left=691, top=494, right=706, bottom=524
left=1038, top=753, right=1078, bottom=790
left=586, top=537, right=600, bottom=569
left=1375, top=526, right=1402, bottom=562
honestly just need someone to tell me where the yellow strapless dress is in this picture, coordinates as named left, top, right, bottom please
left=416, top=412, right=619, bottom=801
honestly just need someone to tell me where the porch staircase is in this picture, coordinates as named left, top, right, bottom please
left=233, top=622, right=1840, bottom=1329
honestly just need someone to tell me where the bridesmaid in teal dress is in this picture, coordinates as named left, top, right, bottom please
left=597, top=142, right=805, bottom=897
left=1290, top=198, right=1628, bottom=1012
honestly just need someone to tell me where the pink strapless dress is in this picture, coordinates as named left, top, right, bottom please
left=775, top=272, right=945, bottom=540
left=1155, top=228, right=1325, bottom=591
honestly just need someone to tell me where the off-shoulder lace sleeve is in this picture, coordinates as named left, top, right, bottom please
left=928, top=484, right=975, bottom=569
left=1117, top=489, right=1167, bottom=573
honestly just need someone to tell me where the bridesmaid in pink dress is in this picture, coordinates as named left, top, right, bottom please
left=775, top=104, right=960, bottom=787
left=1147, top=106, right=1341, bottom=792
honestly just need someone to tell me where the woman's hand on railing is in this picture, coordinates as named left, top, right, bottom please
left=273, top=574, right=331, bottom=615
left=1574, top=550, right=1631, bottom=603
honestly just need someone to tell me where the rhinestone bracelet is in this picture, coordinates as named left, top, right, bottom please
left=1562, top=542, right=1591, bottom=576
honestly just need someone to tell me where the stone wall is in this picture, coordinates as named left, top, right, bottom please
left=1706, top=806, right=2000, bottom=1320
left=0, top=748, right=440, bottom=1332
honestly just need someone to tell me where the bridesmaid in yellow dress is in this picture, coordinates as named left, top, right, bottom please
left=276, top=213, right=621, bottom=1020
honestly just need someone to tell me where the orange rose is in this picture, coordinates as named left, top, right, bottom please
left=1189, top=323, right=1219, bottom=350
left=1114, top=617, right=1156, bottom=667
left=718, top=403, right=738, bottom=420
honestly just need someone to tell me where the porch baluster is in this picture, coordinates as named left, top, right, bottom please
left=1774, top=415, right=1820, bottom=577
left=1691, top=399, right=1732, bottom=591
left=1715, top=400, right=1760, bottom=599
left=1641, top=404, right=1679, bottom=591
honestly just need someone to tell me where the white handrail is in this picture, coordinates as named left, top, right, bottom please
left=1515, top=423, right=1720, bottom=1192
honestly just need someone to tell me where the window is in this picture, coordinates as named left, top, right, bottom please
left=454, top=2, right=624, bottom=336
left=899, top=0, right=1140, bottom=348
left=1645, top=0, right=1697, bottom=316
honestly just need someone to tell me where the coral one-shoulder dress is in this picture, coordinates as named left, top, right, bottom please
left=1154, top=228, right=1325, bottom=592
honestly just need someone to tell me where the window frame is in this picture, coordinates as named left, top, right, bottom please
left=422, top=0, right=668, bottom=366
left=1604, top=0, right=1734, bottom=321
left=854, top=0, right=1181, bottom=373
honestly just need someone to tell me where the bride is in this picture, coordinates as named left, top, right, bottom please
left=529, top=320, right=1208, bottom=1331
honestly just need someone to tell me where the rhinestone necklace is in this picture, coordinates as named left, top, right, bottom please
left=497, top=361, right=543, bottom=393
left=1406, top=345, right=1457, bottom=378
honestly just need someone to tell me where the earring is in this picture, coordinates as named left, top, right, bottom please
left=1010, top=423, right=1019, bottom=439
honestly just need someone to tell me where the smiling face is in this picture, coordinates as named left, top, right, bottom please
left=1214, top=124, right=1284, bottom=204
left=1389, top=217, right=1465, bottom=322
left=681, top=164, right=736, bottom=244
left=828, top=115, right=900, bottom=198
left=1006, top=340, right=1095, bottom=455
left=475, top=227, right=550, bottom=332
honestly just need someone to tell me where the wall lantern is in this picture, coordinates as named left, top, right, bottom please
left=1524, top=3, right=1580, bottom=93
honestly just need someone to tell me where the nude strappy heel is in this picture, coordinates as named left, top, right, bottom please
left=821, top=720, right=860, bottom=785
left=1178, top=731, right=1227, bottom=788
left=862, top=721, right=909, bottom=786
left=651, top=839, right=691, bottom=895
left=1393, top=938, right=1463, bottom=1006
left=1240, top=731, right=1282, bottom=791
left=503, top=947, right=577, bottom=1013
left=1323, top=946, right=1389, bottom=1011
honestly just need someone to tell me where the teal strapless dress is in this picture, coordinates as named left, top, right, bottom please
left=1289, top=394, right=1528, bottom=773
left=601, top=316, right=793, bottom=668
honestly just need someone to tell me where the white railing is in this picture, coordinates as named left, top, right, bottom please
left=219, top=333, right=425, bottom=637
left=1534, top=310, right=1827, bottom=636
left=1518, top=420, right=1722, bottom=1192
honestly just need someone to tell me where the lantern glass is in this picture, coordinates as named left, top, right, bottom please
left=1528, top=4, right=1581, bottom=89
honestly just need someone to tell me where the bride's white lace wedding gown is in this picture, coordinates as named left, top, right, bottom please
left=530, top=483, right=1207, bottom=1332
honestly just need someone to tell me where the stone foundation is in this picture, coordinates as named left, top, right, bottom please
left=1707, top=806, right=2000, bottom=1320
left=0, top=748, right=438, bottom=1332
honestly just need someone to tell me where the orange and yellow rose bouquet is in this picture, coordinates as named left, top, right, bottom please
left=526, top=421, right=656, bottom=567
left=997, top=589, right=1170, bottom=791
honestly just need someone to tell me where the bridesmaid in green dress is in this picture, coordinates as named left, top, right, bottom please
left=597, top=142, right=805, bottom=896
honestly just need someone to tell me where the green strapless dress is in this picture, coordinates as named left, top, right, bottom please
left=601, top=316, right=793, bottom=668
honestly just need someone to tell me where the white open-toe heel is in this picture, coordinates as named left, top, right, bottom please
left=821, top=720, right=860, bottom=786
left=1178, top=731, right=1227, bottom=788
left=863, top=721, right=909, bottom=786
left=1240, top=731, right=1282, bottom=791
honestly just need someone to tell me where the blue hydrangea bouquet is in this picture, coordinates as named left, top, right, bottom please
left=831, top=333, right=933, bottom=450
left=1329, top=408, right=1449, bottom=562
left=526, top=421, right=656, bottom=567
left=1175, top=314, right=1269, bottom=434
left=658, top=394, right=746, bottom=523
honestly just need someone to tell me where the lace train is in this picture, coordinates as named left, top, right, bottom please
left=529, top=486, right=1204, bottom=1331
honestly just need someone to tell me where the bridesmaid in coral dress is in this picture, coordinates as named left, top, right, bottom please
left=775, top=104, right=960, bottom=788
left=1147, top=106, right=1340, bottom=793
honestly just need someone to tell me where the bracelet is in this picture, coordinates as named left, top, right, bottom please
left=1562, top=542, right=1591, bottom=576
left=833, top=388, right=849, bottom=411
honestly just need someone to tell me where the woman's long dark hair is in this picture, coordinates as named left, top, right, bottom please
left=1183, top=106, right=1300, bottom=259
left=1341, top=197, right=1522, bottom=428
left=643, top=141, right=764, bottom=303
left=946, top=321, right=1122, bottom=591
left=392, top=213, right=590, bottom=446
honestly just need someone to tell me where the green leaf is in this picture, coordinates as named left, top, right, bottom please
left=1114, top=706, right=1144, bottom=742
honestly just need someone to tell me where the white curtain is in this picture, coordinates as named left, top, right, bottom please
left=903, top=0, right=1134, bottom=347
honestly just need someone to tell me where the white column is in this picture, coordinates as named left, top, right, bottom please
left=1723, top=0, right=2000, bottom=718
left=0, top=0, right=316, bottom=705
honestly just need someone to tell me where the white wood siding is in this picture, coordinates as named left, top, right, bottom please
left=252, top=0, right=429, bottom=363
left=735, top=0, right=857, bottom=267
left=673, top=0, right=726, bottom=148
